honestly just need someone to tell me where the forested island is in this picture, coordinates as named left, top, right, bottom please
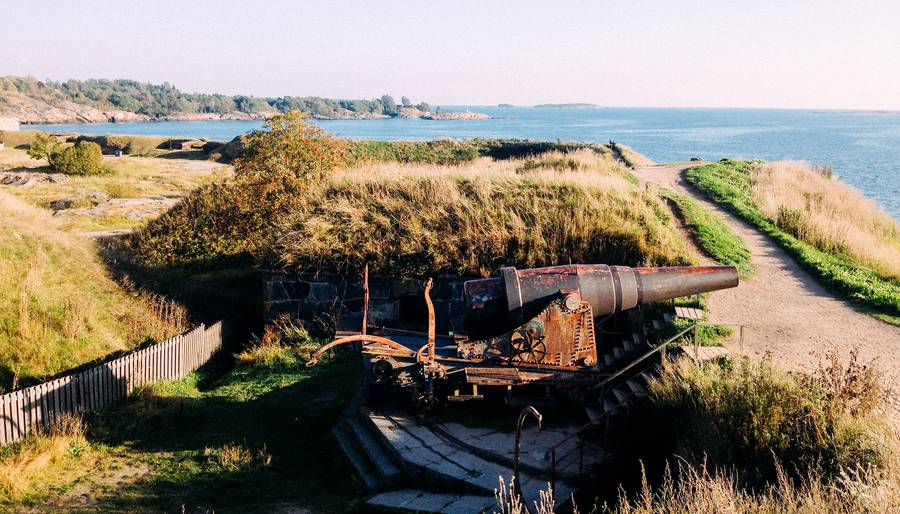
left=0, top=76, right=489, bottom=124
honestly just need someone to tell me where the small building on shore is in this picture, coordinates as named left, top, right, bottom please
left=0, top=117, right=19, bottom=132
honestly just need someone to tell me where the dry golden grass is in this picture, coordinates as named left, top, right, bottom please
left=0, top=190, right=186, bottom=390
left=270, top=155, right=694, bottom=276
left=0, top=414, right=91, bottom=502
left=516, top=148, right=628, bottom=174
left=613, top=143, right=655, bottom=167
left=235, top=316, right=321, bottom=366
left=753, top=160, right=900, bottom=280
left=602, top=453, right=900, bottom=514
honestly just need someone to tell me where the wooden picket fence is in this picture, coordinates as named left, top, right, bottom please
left=0, top=321, right=223, bottom=446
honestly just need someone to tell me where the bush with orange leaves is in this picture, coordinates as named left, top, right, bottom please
left=134, top=111, right=347, bottom=267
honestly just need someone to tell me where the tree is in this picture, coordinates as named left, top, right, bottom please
left=29, top=135, right=107, bottom=175
left=416, top=102, right=432, bottom=112
left=27, top=133, right=64, bottom=167
left=137, top=111, right=348, bottom=266
left=380, top=94, right=397, bottom=115
left=401, top=96, right=412, bottom=107
left=235, top=110, right=346, bottom=180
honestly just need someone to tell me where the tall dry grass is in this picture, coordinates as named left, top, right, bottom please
left=269, top=155, right=693, bottom=276
left=516, top=148, right=628, bottom=175
left=752, top=160, right=900, bottom=280
left=603, top=453, right=900, bottom=514
left=0, top=414, right=90, bottom=502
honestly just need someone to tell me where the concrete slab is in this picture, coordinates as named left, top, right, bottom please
left=367, top=489, right=496, bottom=513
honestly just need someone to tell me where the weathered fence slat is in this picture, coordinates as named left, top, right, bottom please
left=0, top=322, right=223, bottom=446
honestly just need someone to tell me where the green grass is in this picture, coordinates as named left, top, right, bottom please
left=686, top=160, right=900, bottom=325
left=662, top=189, right=755, bottom=278
left=3, top=350, right=363, bottom=512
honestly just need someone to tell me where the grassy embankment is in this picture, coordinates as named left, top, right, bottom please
left=686, top=160, right=900, bottom=325
left=0, top=191, right=186, bottom=392
left=137, top=148, right=693, bottom=275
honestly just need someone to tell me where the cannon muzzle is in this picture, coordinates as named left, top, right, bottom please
left=463, top=264, right=738, bottom=329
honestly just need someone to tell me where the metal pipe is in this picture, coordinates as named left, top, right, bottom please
left=514, top=406, right=542, bottom=504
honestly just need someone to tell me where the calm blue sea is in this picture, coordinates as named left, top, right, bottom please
left=24, top=106, right=900, bottom=218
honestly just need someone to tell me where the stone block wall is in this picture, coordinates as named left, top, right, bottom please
left=264, top=271, right=469, bottom=335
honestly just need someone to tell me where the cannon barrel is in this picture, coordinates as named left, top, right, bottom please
left=463, top=264, right=738, bottom=328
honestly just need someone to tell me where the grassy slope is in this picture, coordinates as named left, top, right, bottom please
left=661, top=189, right=755, bottom=278
left=686, top=160, right=900, bottom=325
left=3, top=352, right=362, bottom=512
left=268, top=155, right=694, bottom=277
left=0, top=191, right=183, bottom=390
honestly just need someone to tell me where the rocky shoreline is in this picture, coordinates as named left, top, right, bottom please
left=0, top=91, right=490, bottom=125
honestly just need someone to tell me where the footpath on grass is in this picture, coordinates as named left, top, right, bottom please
left=634, top=164, right=900, bottom=423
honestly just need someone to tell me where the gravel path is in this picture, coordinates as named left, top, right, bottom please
left=635, top=164, right=900, bottom=422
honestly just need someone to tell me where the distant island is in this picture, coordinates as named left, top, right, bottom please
left=0, top=76, right=490, bottom=124
left=534, top=103, right=601, bottom=108
left=497, top=103, right=515, bottom=108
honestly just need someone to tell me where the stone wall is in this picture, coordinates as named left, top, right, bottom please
left=0, top=118, right=19, bottom=131
left=264, top=272, right=469, bottom=334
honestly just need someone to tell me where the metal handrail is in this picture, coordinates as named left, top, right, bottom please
left=542, top=323, right=696, bottom=478
left=591, top=324, right=693, bottom=391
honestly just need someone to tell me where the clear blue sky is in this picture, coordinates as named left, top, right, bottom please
left=2, top=0, right=898, bottom=109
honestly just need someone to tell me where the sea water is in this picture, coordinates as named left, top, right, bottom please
left=24, top=107, right=900, bottom=218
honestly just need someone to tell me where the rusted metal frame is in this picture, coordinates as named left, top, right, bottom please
left=306, top=334, right=416, bottom=366
left=414, top=278, right=437, bottom=365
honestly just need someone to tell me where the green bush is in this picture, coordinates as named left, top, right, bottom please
left=54, top=141, right=108, bottom=175
left=27, top=135, right=108, bottom=175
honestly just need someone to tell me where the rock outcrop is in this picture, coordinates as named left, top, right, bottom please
left=0, top=92, right=149, bottom=124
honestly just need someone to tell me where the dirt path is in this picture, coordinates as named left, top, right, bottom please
left=635, top=164, right=900, bottom=421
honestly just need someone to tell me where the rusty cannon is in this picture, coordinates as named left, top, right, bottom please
left=308, top=264, right=738, bottom=407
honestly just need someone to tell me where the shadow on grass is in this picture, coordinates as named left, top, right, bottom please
left=81, top=355, right=365, bottom=513
left=155, top=150, right=209, bottom=161
left=95, top=236, right=264, bottom=350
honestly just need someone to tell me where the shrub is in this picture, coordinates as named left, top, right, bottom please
left=53, top=141, right=108, bottom=175
left=28, top=135, right=108, bottom=175
left=134, top=111, right=346, bottom=267
left=648, top=354, right=892, bottom=485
